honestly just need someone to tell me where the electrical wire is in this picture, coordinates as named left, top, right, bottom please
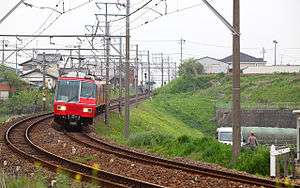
left=4, top=0, right=95, bottom=62
left=109, top=0, right=154, bottom=23
left=111, top=0, right=163, bottom=34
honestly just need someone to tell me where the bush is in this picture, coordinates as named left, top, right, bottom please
left=236, top=146, right=270, bottom=175
left=178, top=58, right=204, bottom=78
left=3, top=89, right=53, bottom=114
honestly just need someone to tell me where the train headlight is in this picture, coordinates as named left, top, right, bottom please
left=57, top=105, right=66, bottom=111
left=83, top=108, right=92, bottom=113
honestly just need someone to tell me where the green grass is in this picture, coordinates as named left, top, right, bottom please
left=72, top=155, right=96, bottom=164
left=95, top=73, right=300, bottom=176
left=0, top=115, right=9, bottom=124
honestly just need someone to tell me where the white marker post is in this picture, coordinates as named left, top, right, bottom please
left=270, top=145, right=290, bottom=177
left=293, top=110, right=300, bottom=161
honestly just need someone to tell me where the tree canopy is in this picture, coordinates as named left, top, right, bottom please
left=178, top=58, right=204, bottom=77
left=0, top=65, right=24, bottom=90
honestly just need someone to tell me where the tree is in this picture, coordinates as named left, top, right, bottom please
left=0, top=64, right=24, bottom=91
left=178, top=58, right=204, bottom=78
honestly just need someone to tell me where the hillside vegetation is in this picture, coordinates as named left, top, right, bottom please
left=96, top=73, right=300, bottom=176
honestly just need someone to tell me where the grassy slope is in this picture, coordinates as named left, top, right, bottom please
left=95, top=73, right=300, bottom=176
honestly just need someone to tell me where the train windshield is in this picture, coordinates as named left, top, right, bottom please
left=56, top=80, right=80, bottom=102
left=80, top=82, right=96, bottom=98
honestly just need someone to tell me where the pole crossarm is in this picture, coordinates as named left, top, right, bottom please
left=2, top=48, right=105, bottom=51
left=0, top=34, right=126, bottom=38
left=201, top=0, right=240, bottom=36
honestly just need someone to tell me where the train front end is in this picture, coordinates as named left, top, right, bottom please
left=54, top=77, right=97, bottom=126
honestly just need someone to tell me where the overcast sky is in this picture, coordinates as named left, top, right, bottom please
left=1, top=0, right=300, bottom=67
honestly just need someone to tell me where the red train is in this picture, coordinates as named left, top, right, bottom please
left=53, top=76, right=106, bottom=127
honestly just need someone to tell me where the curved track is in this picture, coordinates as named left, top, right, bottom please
left=67, top=128, right=298, bottom=188
left=4, top=113, right=164, bottom=188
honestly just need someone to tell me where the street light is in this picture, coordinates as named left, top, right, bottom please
left=273, top=40, right=278, bottom=66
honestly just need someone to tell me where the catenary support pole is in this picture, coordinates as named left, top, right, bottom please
left=42, top=52, right=46, bottom=111
left=147, top=50, right=151, bottom=96
left=118, top=38, right=122, bottom=113
left=232, top=0, right=241, bottom=164
left=15, top=42, right=18, bottom=73
left=161, top=53, right=164, bottom=87
left=124, top=0, right=130, bottom=138
left=2, top=40, right=4, bottom=64
left=135, top=44, right=138, bottom=107
left=104, top=3, right=110, bottom=126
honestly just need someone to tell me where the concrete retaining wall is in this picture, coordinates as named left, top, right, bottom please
left=216, top=109, right=297, bottom=128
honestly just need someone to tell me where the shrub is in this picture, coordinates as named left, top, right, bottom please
left=3, top=89, right=53, bottom=114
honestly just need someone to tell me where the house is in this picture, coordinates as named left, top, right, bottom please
left=0, top=78, right=15, bottom=100
left=220, top=52, right=266, bottom=69
left=196, top=57, right=229, bottom=73
left=19, top=53, right=62, bottom=72
left=20, top=69, right=58, bottom=89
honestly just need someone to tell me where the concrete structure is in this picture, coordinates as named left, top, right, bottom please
left=197, top=57, right=229, bottom=73
left=243, top=65, right=300, bottom=74
left=220, top=52, right=266, bottom=69
left=216, top=109, right=297, bottom=129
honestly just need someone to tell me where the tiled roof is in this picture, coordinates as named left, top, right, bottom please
left=220, top=52, right=266, bottom=63
left=19, top=53, right=63, bottom=66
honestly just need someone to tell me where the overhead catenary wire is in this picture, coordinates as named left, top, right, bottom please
left=3, top=0, right=96, bottom=62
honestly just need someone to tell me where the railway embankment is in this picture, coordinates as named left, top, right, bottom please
left=95, top=73, right=300, bottom=177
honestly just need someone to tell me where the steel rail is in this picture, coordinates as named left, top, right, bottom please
left=5, top=113, right=163, bottom=188
left=67, top=95, right=298, bottom=188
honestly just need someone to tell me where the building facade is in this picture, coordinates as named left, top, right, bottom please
left=197, top=57, right=229, bottom=73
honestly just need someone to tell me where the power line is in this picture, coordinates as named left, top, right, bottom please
left=3, top=0, right=96, bottom=62
left=110, top=0, right=154, bottom=23
left=129, top=3, right=203, bottom=32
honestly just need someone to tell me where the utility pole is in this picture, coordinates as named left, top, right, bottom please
left=140, top=54, right=143, bottom=86
left=147, top=50, right=151, bottom=96
left=2, top=40, right=5, bottom=64
left=174, top=61, right=177, bottom=79
left=273, top=40, right=278, bottom=66
left=124, top=0, right=130, bottom=138
left=118, top=38, right=122, bottom=113
left=262, top=47, right=266, bottom=61
left=161, top=53, right=164, bottom=87
left=232, top=0, right=241, bottom=164
left=77, top=45, right=81, bottom=76
left=15, top=42, right=18, bottom=73
left=180, top=38, right=185, bottom=65
left=135, top=44, right=138, bottom=106
left=167, top=56, right=170, bottom=83
left=104, top=3, right=110, bottom=126
left=42, top=52, right=46, bottom=111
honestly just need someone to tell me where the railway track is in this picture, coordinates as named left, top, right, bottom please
left=4, top=94, right=298, bottom=187
left=4, top=113, right=164, bottom=188
left=66, top=95, right=297, bottom=188
left=66, top=131, right=297, bottom=188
